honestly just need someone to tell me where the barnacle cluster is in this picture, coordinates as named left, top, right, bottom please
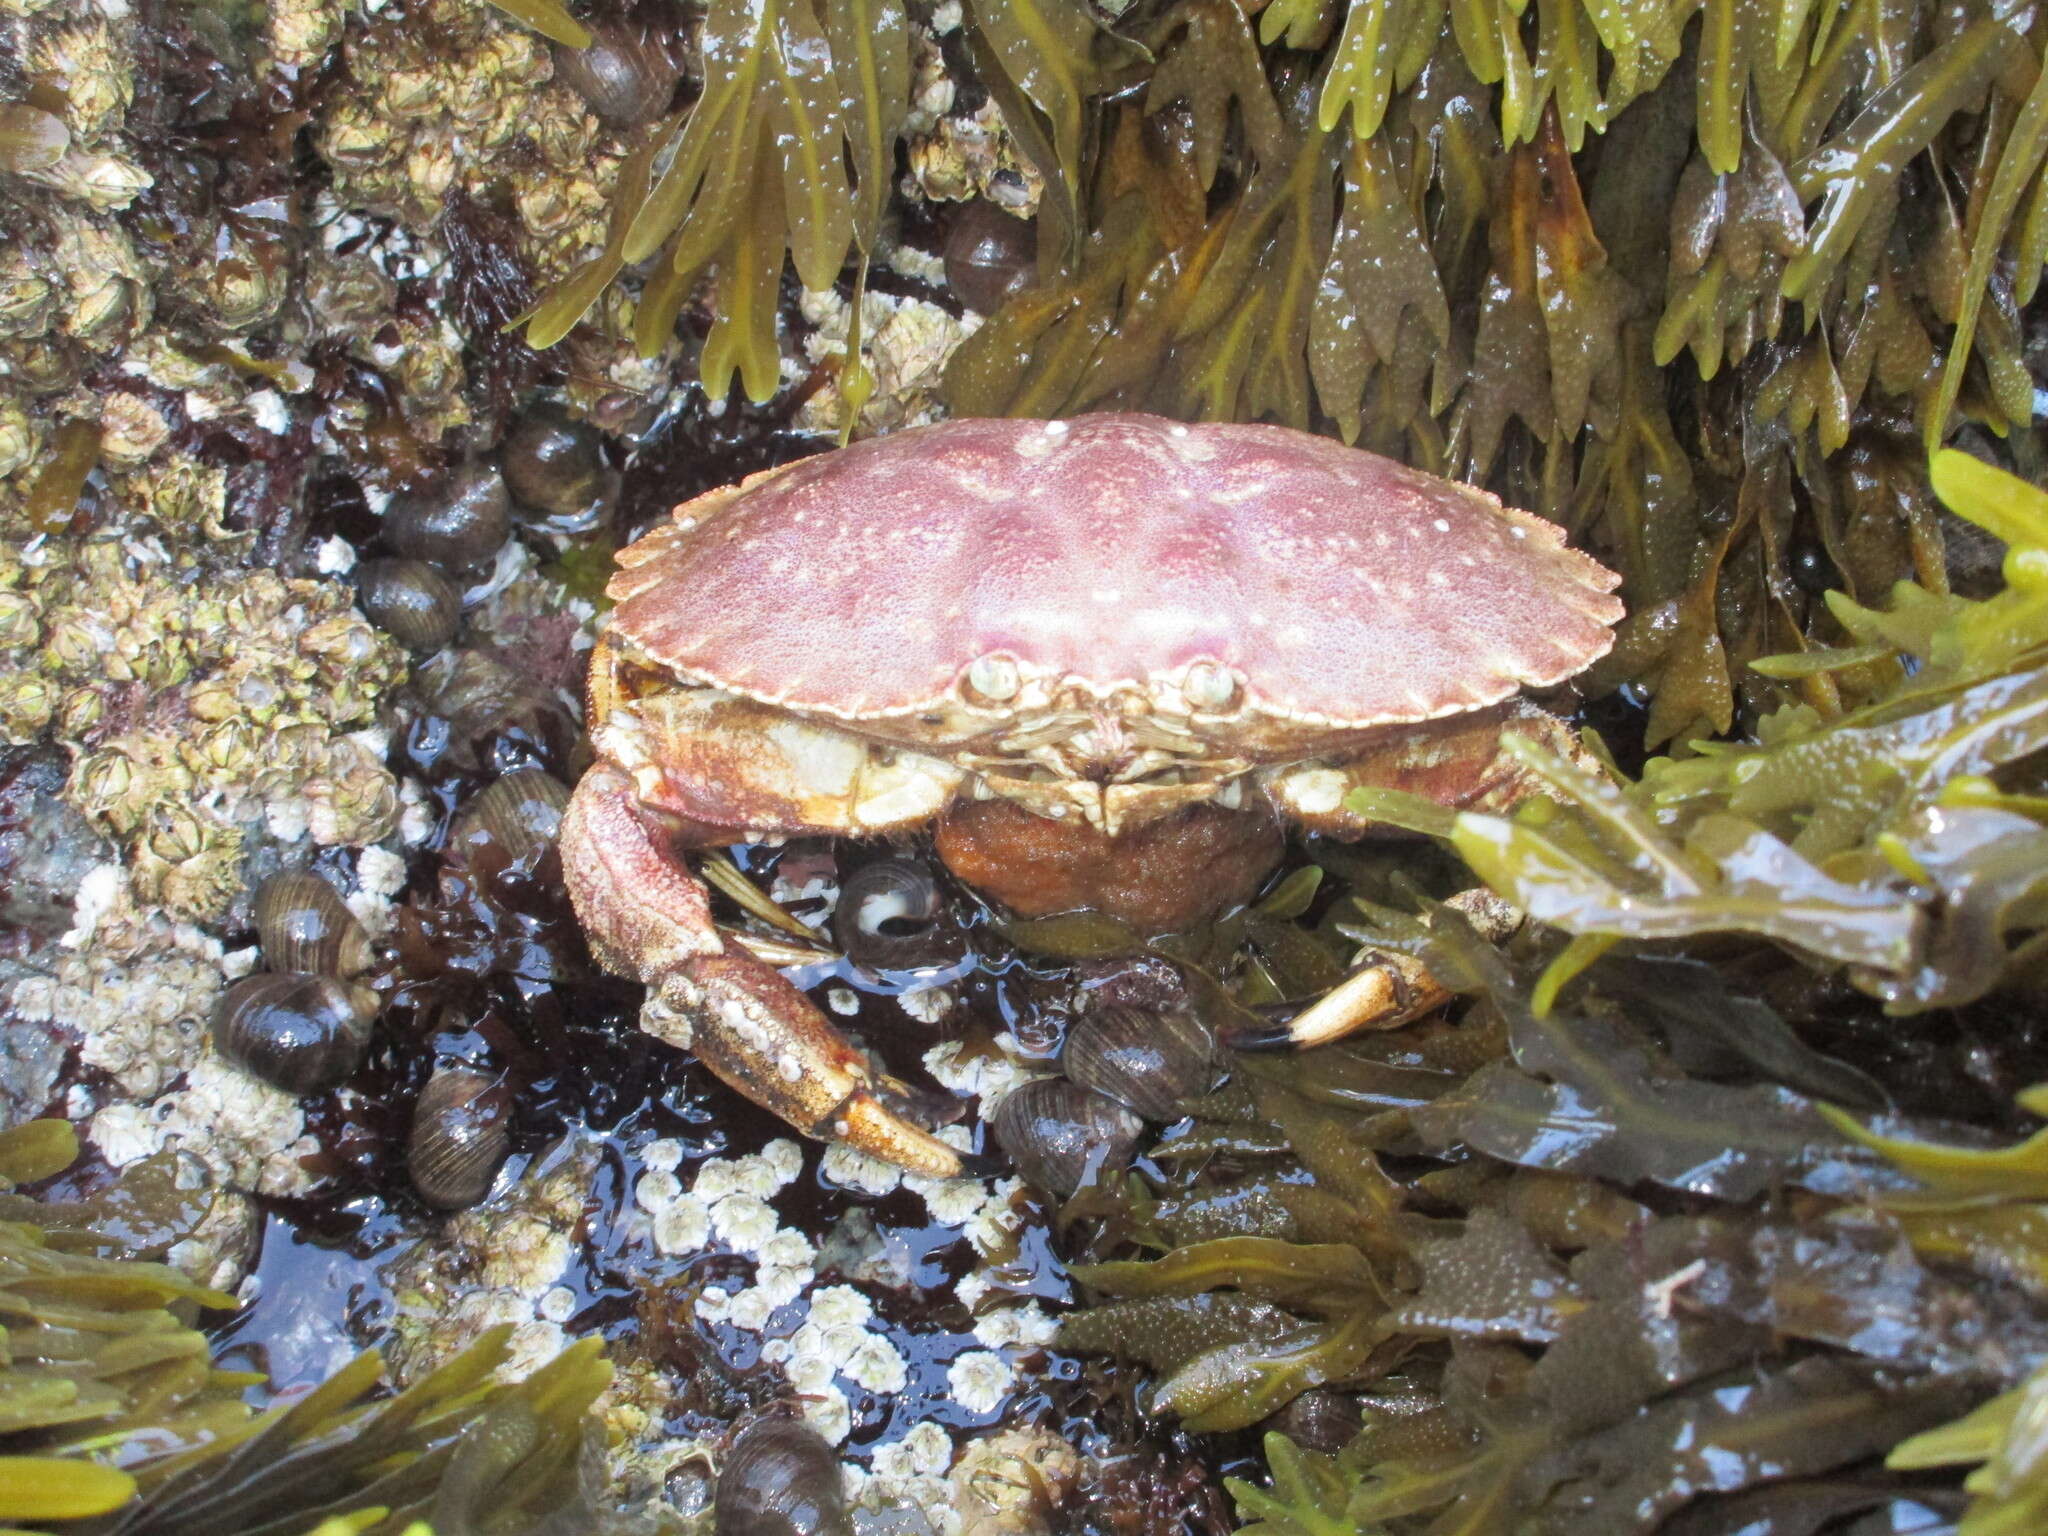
left=0, top=536, right=403, bottom=922
left=320, top=0, right=609, bottom=255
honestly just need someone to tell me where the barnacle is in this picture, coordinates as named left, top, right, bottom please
left=0, top=537, right=405, bottom=921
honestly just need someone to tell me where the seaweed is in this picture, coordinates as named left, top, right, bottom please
left=510, top=0, right=916, bottom=400
left=1229, top=1346, right=1978, bottom=1536
left=0, top=1122, right=628, bottom=1536
left=506, top=0, right=1153, bottom=404
left=482, top=0, right=2048, bottom=739
left=1889, top=1355, right=2048, bottom=1536
left=1350, top=449, right=2048, bottom=1015
left=484, top=0, right=591, bottom=50
left=1831, top=1093, right=2048, bottom=1534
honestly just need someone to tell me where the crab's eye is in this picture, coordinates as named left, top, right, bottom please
left=1183, top=661, right=1238, bottom=712
left=965, top=652, right=1021, bottom=704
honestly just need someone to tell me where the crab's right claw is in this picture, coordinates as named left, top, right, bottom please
left=563, top=764, right=963, bottom=1179
left=647, top=954, right=965, bottom=1177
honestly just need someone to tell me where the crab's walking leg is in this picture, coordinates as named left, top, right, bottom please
left=1228, top=889, right=1522, bottom=1049
left=1250, top=702, right=1594, bottom=1049
left=562, top=762, right=963, bottom=1178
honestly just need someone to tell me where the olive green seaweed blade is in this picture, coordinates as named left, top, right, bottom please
left=480, top=0, right=591, bottom=48
left=1819, top=1084, right=2048, bottom=1207
left=0, top=1456, right=138, bottom=1522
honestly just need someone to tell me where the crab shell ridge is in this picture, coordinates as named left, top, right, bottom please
left=606, top=413, right=1624, bottom=744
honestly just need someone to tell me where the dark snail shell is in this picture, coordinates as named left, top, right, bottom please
left=214, top=972, right=377, bottom=1095
left=501, top=403, right=619, bottom=537
left=943, top=200, right=1038, bottom=314
left=714, top=1416, right=852, bottom=1536
left=409, top=1068, right=512, bottom=1210
left=991, top=1077, right=1143, bottom=1198
left=356, top=558, right=461, bottom=651
left=831, top=857, right=965, bottom=973
left=1061, top=1004, right=1220, bottom=1122
left=450, top=769, right=570, bottom=865
left=254, top=870, right=373, bottom=978
left=385, top=463, right=511, bottom=575
left=552, top=24, right=682, bottom=130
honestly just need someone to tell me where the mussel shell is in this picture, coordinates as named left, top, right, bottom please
left=450, top=769, right=570, bottom=865
left=1061, top=1004, right=1220, bottom=1122
left=254, top=870, right=373, bottom=978
left=214, top=972, right=377, bottom=1095
left=502, top=403, right=618, bottom=536
left=991, top=1077, right=1143, bottom=1198
left=832, top=857, right=965, bottom=973
left=409, top=1068, right=512, bottom=1210
left=385, top=463, right=511, bottom=575
left=552, top=24, right=682, bottom=130
left=943, top=200, right=1038, bottom=314
left=357, top=557, right=460, bottom=651
left=715, top=1416, right=852, bottom=1536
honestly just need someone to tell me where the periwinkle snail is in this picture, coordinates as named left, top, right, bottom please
left=214, top=972, right=377, bottom=1096
left=254, top=870, right=373, bottom=979
left=713, top=1415, right=851, bottom=1536
left=356, top=558, right=461, bottom=651
left=1060, top=1003, right=1220, bottom=1123
left=831, top=856, right=965, bottom=973
left=384, top=463, right=511, bottom=575
left=500, top=403, right=618, bottom=536
left=942, top=200, right=1038, bottom=314
left=408, top=1067, right=512, bottom=1210
left=552, top=22, right=682, bottom=131
left=991, top=1077, right=1143, bottom=1199
left=450, top=768, right=571, bottom=866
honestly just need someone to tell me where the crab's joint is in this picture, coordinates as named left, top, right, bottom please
left=564, top=761, right=964, bottom=1179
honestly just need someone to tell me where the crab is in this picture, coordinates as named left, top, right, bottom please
left=561, top=414, right=1623, bottom=1178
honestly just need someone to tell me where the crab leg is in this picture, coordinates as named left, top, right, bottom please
left=1250, top=703, right=1595, bottom=1049
left=1228, top=889, right=1522, bottom=1049
left=561, top=763, right=963, bottom=1178
left=1261, top=700, right=1599, bottom=837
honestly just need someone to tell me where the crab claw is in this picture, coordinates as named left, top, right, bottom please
left=562, top=763, right=963, bottom=1178
left=1233, top=888, right=1523, bottom=1049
